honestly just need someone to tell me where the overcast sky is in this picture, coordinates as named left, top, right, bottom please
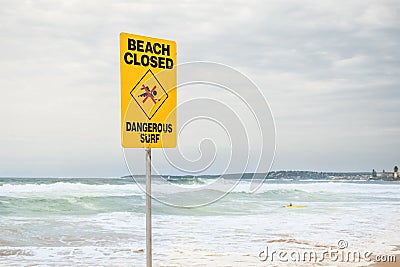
left=1, top=0, right=399, bottom=177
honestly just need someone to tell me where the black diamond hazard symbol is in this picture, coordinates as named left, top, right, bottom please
left=130, top=69, right=169, bottom=120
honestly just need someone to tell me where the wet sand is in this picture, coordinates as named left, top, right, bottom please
left=368, top=254, right=399, bottom=267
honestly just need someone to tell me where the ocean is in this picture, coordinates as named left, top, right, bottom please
left=0, top=176, right=399, bottom=266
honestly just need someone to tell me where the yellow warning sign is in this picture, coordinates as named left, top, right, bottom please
left=120, top=33, right=176, bottom=148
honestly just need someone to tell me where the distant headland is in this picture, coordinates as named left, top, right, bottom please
left=122, top=167, right=400, bottom=181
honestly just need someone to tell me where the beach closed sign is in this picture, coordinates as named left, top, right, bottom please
left=120, top=33, right=176, bottom=148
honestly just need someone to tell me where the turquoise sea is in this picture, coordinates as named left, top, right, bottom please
left=0, top=176, right=399, bottom=266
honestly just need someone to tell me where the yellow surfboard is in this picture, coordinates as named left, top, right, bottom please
left=283, top=205, right=306, bottom=208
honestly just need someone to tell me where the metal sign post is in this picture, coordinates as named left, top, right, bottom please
left=145, top=148, right=152, bottom=267
left=120, top=33, right=176, bottom=267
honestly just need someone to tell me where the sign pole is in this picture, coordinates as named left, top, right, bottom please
left=120, top=33, right=176, bottom=267
left=145, top=147, right=152, bottom=267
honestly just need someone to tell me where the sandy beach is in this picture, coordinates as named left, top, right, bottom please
left=368, top=253, right=399, bottom=267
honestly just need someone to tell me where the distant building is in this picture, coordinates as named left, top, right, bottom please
left=383, top=165, right=399, bottom=180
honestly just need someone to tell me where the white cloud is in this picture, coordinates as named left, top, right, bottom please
left=0, top=0, right=399, bottom=176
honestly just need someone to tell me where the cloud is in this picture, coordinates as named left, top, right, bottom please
left=0, top=0, right=399, bottom=176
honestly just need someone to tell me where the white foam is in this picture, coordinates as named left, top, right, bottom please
left=0, top=182, right=143, bottom=198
